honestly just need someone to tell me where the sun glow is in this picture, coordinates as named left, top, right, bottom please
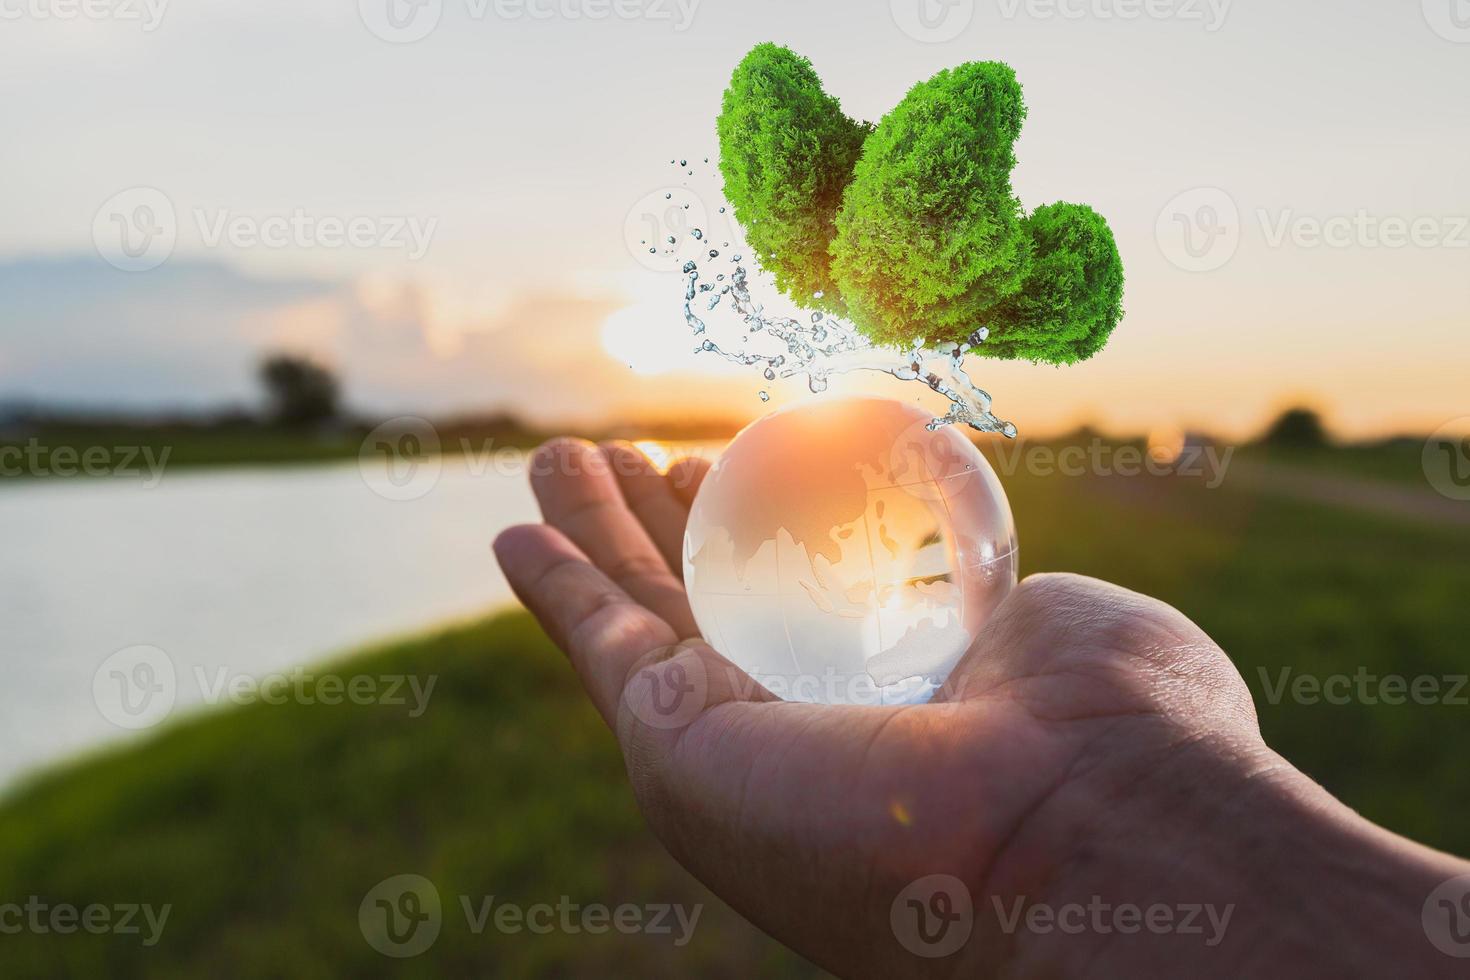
left=632, top=440, right=673, bottom=473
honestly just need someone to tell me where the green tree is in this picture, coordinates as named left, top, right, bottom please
left=716, top=43, right=871, bottom=317
left=259, top=354, right=339, bottom=428
left=717, top=45, right=1124, bottom=363
left=1260, top=407, right=1330, bottom=448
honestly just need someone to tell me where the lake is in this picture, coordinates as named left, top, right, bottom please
left=0, top=455, right=548, bottom=791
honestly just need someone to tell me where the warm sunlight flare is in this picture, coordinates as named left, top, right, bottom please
left=1147, top=425, right=1187, bottom=465
left=632, top=440, right=673, bottom=473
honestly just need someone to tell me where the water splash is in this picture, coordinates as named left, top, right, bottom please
left=680, top=259, right=1017, bottom=436
left=662, top=164, right=1018, bottom=437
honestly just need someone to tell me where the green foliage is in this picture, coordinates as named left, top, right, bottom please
left=831, top=62, right=1030, bottom=348
left=716, top=45, right=1125, bottom=362
left=259, top=354, right=339, bottom=428
left=982, top=202, right=1125, bottom=363
left=716, top=43, right=871, bottom=315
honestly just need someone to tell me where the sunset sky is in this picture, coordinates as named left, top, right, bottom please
left=2, top=0, right=1467, bottom=438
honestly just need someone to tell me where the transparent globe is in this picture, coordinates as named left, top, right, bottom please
left=684, top=396, right=1018, bottom=706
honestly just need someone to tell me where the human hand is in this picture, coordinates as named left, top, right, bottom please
left=494, top=439, right=1470, bottom=978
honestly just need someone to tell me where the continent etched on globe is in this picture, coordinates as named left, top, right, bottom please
left=683, top=397, right=1018, bottom=705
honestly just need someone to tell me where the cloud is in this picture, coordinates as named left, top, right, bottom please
left=0, top=255, right=726, bottom=422
left=0, top=257, right=334, bottom=410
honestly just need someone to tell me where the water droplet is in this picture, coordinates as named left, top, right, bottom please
left=666, top=236, right=676, bottom=245
left=718, top=207, right=726, bottom=214
left=679, top=159, right=687, bottom=167
left=708, top=249, right=719, bottom=259
left=674, top=242, right=1014, bottom=434
left=759, top=391, right=770, bottom=402
left=692, top=229, right=703, bottom=240
left=664, top=193, right=672, bottom=200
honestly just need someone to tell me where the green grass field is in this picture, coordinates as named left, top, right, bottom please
left=1, top=448, right=1466, bottom=976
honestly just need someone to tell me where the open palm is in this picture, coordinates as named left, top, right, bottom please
left=493, top=438, right=1445, bottom=978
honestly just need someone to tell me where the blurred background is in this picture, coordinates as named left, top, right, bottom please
left=2, top=0, right=1468, bottom=974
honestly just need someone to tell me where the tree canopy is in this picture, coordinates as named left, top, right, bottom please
left=717, top=44, right=1124, bottom=363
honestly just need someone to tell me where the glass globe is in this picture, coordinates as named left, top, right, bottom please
left=683, top=396, right=1018, bottom=705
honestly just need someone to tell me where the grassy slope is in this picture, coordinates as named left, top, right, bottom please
left=1, top=451, right=1467, bottom=976
left=0, top=426, right=550, bottom=473
left=0, top=615, right=816, bottom=977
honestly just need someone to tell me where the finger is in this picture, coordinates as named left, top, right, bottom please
left=665, top=455, right=713, bottom=509
left=494, top=523, right=680, bottom=726
left=528, top=438, right=698, bottom=638
left=600, top=441, right=694, bottom=576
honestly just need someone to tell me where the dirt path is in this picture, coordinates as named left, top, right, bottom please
left=1229, top=461, right=1470, bottom=529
